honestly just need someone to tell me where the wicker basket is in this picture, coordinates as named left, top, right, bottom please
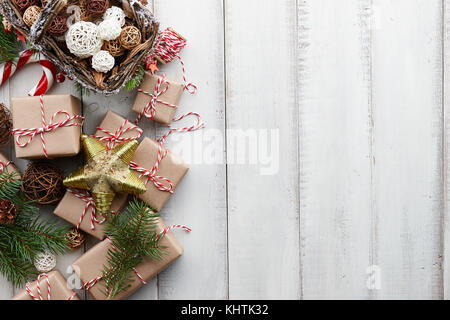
left=0, top=0, right=159, bottom=95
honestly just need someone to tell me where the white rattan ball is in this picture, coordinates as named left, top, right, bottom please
left=92, top=50, right=115, bottom=73
left=65, top=21, right=103, bottom=58
left=33, top=251, right=57, bottom=273
left=98, top=18, right=122, bottom=41
left=103, top=6, right=126, bottom=27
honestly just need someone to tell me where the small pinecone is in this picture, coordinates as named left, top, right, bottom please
left=0, top=200, right=17, bottom=224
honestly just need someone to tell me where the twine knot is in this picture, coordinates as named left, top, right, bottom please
left=94, top=119, right=143, bottom=150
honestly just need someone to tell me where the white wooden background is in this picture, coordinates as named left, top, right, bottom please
left=1, top=0, right=450, bottom=300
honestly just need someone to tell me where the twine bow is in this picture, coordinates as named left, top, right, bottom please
left=11, top=95, right=85, bottom=158
left=130, top=112, right=205, bottom=193
left=94, top=119, right=143, bottom=150
left=26, top=273, right=77, bottom=300
left=135, top=74, right=179, bottom=124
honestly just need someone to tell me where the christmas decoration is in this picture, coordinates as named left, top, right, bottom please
left=98, top=18, right=121, bottom=41
left=102, top=38, right=124, bottom=57
left=63, top=134, right=146, bottom=216
left=0, top=103, right=12, bottom=146
left=12, top=0, right=38, bottom=11
left=71, top=199, right=190, bottom=299
left=86, top=0, right=108, bottom=16
left=91, top=50, right=115, bottom=73
left=13, top=271, right=79, bottom=300
left=2, top=17, right=12, bottom=32
left=0, top=152, right=17, bottom=173
left=11, top=95, right=84, bottom=159
left=65, top=227, right=87, bottom=250
left=65, top=21, right=103, bottom=58
left=0, top=199, right=17, bottom=224
left=0, top=16, right=19, bottom=63
left=103, top=6, right=125, bottom=27
left=21, top=161, right=65, bottom=205
left=119, top=25, right=141, bottom=50
left=33, top=250, right=56, bottom=272
left=22, top=5, right=41, bottom=27
left=48, top=15, right=68, bottom=36
left=0, top=169, right=68, bottom=286
left=0, top=50, right=57, bottom=96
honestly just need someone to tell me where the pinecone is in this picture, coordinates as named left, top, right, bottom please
left=0, top=200, right=17, bottom=224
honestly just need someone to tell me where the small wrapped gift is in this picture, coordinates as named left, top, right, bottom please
left=0, top=152, right=18, bottom=174
left=93, top=110, right=143, bottom=149
left=54, top=189, right=128, bottom=240
left=12, top=270, right=79, bottom=300
left=71, top=217, right=184, bottom=300
left=11, top=95, right=83, bottom=159
left=130, top=137, right=189, bottom=212
left=132, top=73, right=184, bottom=125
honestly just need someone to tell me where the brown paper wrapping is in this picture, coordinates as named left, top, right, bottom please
left=12, top=270, right=80, bottom=300
left=0, top=151, right=18, bottom=174
left=11, top=95, right=82, bottom=159
left=95, top=109, right=142, bottom=142
left=132, top=73, right=184, bottom=125
left=132, top=137, right=189, bottom=212
left=71, top=217, right=184, bottom=300
left=54, top=190, right=128, bottom=240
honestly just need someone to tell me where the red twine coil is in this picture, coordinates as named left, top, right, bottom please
left=11, top=95, right=85, bottom=158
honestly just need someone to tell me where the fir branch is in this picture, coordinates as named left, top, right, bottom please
left=74, top=81, right=94, bottom=97
left=0, top=15, right=19, bottom=64
left=102, top=198, right=166, bottom=299
left=125, top=65, right=145, bottom=91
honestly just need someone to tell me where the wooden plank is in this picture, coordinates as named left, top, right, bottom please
left=225, top=0, right=300, bottom=299
left=299, top=0, right=373, bottom=299
left=151, top=0, right=228, bottom=300
left=444, top=0, right=450, bottom=301
left=372, top=0, right=443, bottom=299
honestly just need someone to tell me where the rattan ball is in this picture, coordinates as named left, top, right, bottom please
left=33, top=251, right=56, bottom=273
left=92, top=50, right=115, bottom=73
left=102, top=38, right=124, bottom=57
left=12, top=0, right=38, bottom=11
left=86, top=0, right=109, bottom=16
left=48, top=15, right=68, bottom=36
left=103, top=6, right=125, bottom=27
left=119, top=26, right=141, bottom=50
left=65, top=21, right=103, bottom=58
left=22, top=162, right=65, bottom=205
left=65, top=227, right=86, bottom=250
left=98, top=18, right=121, bottom=41
left=0, top=103, right=12, bottom=147
left=23, top=5, right=41, bottom=27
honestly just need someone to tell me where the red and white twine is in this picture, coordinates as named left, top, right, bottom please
left=94, top=119, right=143, bottom=150
left=11, top=95, right=85, bottom=158
left=0, top=160, right=12, bottom=172
left=25, top=273, right=77, bottom=300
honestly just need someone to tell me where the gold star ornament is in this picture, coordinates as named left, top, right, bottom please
left=63, top=135, right=146, bottom=215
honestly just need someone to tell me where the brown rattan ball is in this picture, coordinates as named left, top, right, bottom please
left=12, top=0, right=38, bottom=11
left=119, top=26, right=141, bottom=50
left=0, top=104, right=12, bottom=147
left=65, top=227, right=86, bottom=250
left=86, top=0, right=109, bottom=16
left=21, top=162, right=65, bottom=205
left=48, top=15, right=68, bottom=36
left=23, top=5, right=42, bottom=27
left=102, top=39, right=125, bottom=57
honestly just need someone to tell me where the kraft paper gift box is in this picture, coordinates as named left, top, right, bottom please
left=0, top=152, right=18, bottom=174
left=11, top=95, right=82, bottom=159
left=13, top=270, right=79, bottom=300
left=132, top=73, right=184, bottom=125
left=71, top=217, right=184, bottom=300
left=54, top=190, right=128, bottom=240
left=131, top=137, right=189, bottom=212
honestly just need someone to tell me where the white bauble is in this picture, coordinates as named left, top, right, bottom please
left=65, top=21, right=102, bottom=58
left=92, top=50, right=115, bottom=73
left=103, top=6, right=126, bottom=27
left=98, top=18, right=122, bottom=41
left=33, top=251, right=57, bottom=273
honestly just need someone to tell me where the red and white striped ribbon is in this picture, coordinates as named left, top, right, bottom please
left=11, top=95, right=85, bottom=158
left=156, top=224, right=192, bottom=241
left=67, top=188, right=113, bottom=230
left=0, top=160, right=12, bottom=173
left=130, top=112, right=205, bottom=193
left=94, top=119, right=143, bottom=150
left=0, top=50, right=56, bottom=96
left=146, top=28, right=197, bottom=94
left=134, top=74, right=179, bottom=124
left=26, top=273, right=51, bottom=300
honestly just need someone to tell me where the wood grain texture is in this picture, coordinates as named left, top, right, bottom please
left=298, top=0, right=372, bottom=300
left=372, top=0, right=443, bottom=299
left=444, top=0, right=450, bottom=301
left=225, top=0, right=300, bottom=299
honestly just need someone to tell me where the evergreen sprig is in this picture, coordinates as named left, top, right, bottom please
left=0, top=170, right=69, bottom=287
left=102, top=198, right=167, bottom=299
left=0, top=15, right=19, bottom=64
left=125, top=65, right=145, bottom=91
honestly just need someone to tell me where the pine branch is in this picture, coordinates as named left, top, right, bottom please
left=125, top=65, right=145, bottom=91
left=102, top=198, right=166, bottom=299
left=0, top=15, right=19, bottom=64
